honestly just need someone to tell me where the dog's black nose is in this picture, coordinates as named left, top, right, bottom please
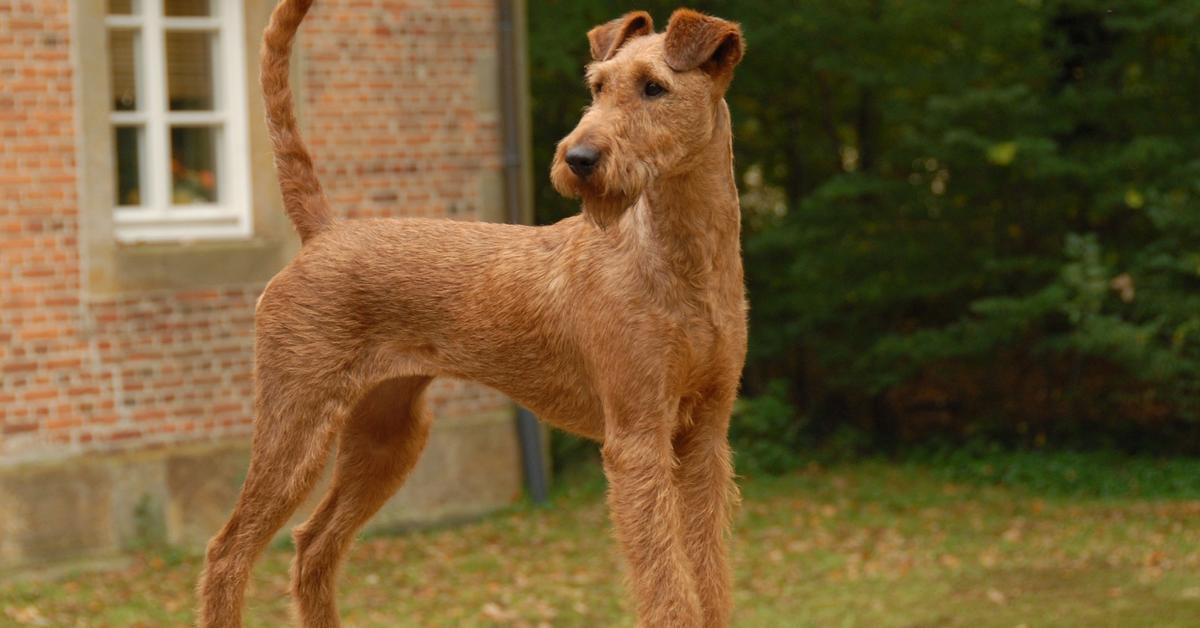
left=565, top=145, right=600, bottom=178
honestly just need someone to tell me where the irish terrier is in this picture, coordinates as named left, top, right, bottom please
left=197, top=2, right=746, bottom=626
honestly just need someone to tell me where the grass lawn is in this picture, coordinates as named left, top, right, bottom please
left=3, top=457, right=1199, bottom=627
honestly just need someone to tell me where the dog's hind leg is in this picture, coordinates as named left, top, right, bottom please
left=290, top=376, right=434, bottom=628
left=197, top=354, right=352, bottom=628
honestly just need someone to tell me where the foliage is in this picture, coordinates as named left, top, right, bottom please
left=549, top=429, right=600, bottom=475
left=729, top=379, right=805, bottom=475
left=530, top=1, right=1200, bottom=458
left=911, top=444, right=1200, bottom=499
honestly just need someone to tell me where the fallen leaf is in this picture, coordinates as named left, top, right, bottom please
left=482, top=601, right=516, bottom=622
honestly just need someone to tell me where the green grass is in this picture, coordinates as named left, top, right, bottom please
left=3, top=457, right=1200, bottom=627
left=913, top=447, right=1200, bottom=499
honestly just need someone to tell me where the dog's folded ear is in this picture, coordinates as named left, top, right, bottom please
left=663, top=9, right=744, bottom=82
left=588, top=11, right=654, bottom=62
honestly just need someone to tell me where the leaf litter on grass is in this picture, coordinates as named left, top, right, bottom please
left=1, top=461, right=1199, bottom=626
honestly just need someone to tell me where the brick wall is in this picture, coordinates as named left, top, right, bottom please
left=304, top=1, right=504, bottom=220
left=0, top=0, right=85, bottom=459
left=0, top=0, right=512, bottom=465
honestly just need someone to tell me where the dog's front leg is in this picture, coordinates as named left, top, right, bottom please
left=673, top=391, right=738, bottom=628
left=602, top=400, right=703, bottom=627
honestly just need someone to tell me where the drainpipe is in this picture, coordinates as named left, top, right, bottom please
left=497, top=0, right=549, bottom=504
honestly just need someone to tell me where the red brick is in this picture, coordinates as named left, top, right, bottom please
left=1, top=0, right=505, bottom=464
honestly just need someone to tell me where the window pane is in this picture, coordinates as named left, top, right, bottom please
left=171, top=126, right=219, bottom=204
left=165, top=0, right=211, bottom=17
left=166, top=32, right=215, bottom=111
left=108, top=30, right=138, bottom=111
left=108, top=0, right=136, bottom=14
left=114, top=126, right=143, bottom=206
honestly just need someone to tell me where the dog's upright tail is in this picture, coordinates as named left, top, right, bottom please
left=261, top=0, right=331, bottom=243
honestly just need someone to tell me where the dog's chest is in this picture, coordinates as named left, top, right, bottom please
left=671, top=302, right=743, bottom=389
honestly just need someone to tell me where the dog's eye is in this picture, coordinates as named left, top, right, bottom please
left=643, top=81, right=666, bottom=98
left=593, top=82, right=604, bottom=95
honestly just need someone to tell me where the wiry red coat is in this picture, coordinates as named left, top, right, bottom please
left=198, top=3, right=747, bottom=627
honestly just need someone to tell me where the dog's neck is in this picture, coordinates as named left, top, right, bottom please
left=630, top=99, right=742, bottom=292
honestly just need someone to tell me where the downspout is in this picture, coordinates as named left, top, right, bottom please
left=497, top=0, right=549, bottom=504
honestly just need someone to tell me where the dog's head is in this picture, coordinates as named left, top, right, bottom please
left=550, top=9, right=745, bottom=228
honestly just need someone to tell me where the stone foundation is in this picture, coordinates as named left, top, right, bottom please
left=0, top=409, right=522, bottom=572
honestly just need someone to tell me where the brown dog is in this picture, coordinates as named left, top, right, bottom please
left=197, top=2, right=746, bottom=626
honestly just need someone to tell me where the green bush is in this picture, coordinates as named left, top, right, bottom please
left=911, top=444, right=1200, bottom=499
left=550, top=429, right=600, bottom=475
left=729, top=380, right=806, bottom=475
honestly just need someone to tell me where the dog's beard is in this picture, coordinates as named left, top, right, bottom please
left=580, top=191, right=636, bottom=230
left=551, top=160, right=647, bottom=230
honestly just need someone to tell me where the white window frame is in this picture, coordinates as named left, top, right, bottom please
left=105, top=0, right=252, bottom=243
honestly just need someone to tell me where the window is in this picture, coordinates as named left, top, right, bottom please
left=105, top=0, right=252, bottom=242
